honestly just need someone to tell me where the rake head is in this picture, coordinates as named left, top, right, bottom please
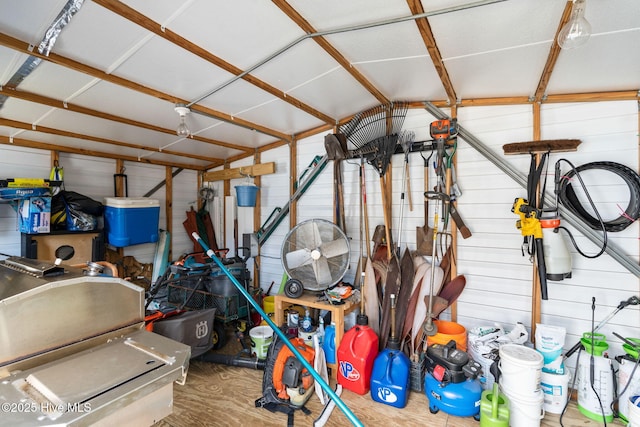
left=340, top=102, right=409, bottom=152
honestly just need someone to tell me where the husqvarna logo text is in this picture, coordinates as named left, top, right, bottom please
left=339, top=361, right=360, bottom=381
left=195, top=320, right=208, bottom=339
left=376, top=387, right=398, bottom=403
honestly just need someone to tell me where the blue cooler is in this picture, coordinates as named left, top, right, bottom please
left=104, top=197, right=160, bottom=247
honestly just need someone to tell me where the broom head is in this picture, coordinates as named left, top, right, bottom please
left=503, top=139, right=581, bottom=155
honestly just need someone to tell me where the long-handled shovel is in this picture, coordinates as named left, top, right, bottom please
left=416, top=150, right=434, bottom=255
left=191, top=232, right=363, bottom=427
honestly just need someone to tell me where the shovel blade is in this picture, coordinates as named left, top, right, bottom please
left=415, top=225, right=434, bottom=256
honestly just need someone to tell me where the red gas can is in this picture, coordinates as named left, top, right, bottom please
left=337, top=317, right=379, bottom=395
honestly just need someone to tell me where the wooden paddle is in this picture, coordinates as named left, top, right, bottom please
left=438, top=275, right=466, bottom=306
left=378, top=254, right=400, bottom=351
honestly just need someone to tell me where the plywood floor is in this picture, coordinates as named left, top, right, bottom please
left=155, top=333, right=625, bottom=427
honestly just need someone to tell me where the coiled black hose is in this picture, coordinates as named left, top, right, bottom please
left=558, top=161, right=640, bottom=232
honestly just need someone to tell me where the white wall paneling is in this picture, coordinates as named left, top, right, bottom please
left=252, top=101, right=639, bottom=374
left=0, top=101, right=637, bottom=372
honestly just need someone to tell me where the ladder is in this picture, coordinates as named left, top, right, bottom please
left=256, top=154, right=329, bottom=246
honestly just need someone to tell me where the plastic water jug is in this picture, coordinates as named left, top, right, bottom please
left=323, top=323, right=336, bottom=364
left=370, top=348, right=410, bottom=408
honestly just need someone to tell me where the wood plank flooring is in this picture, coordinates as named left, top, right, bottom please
left=155, top=341, right=626, bottom=427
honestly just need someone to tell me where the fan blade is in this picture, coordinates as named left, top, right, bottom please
left=298, top=220, right=323, bottom=249
left=312, top=256, right=333, bottom=286
left=320, top=238, right=349, bottom=259
left=286, top=248, right=312, bottom=269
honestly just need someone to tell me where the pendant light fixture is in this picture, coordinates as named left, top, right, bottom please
left=557, top=0, right=591, bottom=49
left=174, top=104, right=191, bottom=137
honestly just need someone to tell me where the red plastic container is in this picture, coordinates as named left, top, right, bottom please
left=337, top=321, right=379, bottom=395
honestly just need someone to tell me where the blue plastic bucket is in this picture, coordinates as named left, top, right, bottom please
left=235, top=185, right=259, bottom=207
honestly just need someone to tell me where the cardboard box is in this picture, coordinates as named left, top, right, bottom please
left=18, top=196, right=51, bottom=234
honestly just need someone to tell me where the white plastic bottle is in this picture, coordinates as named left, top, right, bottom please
left=316, top=315, right=325, bottom=346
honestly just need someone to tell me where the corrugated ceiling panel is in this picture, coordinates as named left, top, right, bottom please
left=427, top=1, right=565, bottom=99
left=157, top=138, right=244, bottom=161
left=114, top=36, right=236, bottom=101
left=194, top=121, right=277, bottom=149
left=286, top=67, right=380, bottom=120
left=71, top=80, right=178, bottom=129
left=36, top=108, right=177, bottom=147
left=588, top=0, right=640, bottom=31
left=119, top=0, right=190, bottom=26
left=0, top=98, right=54, bottom=126
left=249, top=38, right=346, bottom=104
left=15, top=61, right=97, bottom=102
left=325, top=21, right=428, bottom=64
left=0, top=47, right=28, bottom=83
left=321, top=20, right=444, bottom=101
left=445, top=43, right=552, bottom=99
left=548, top=31, right=640, bottom=95
left=428, top=1, right=564, bottom=58
left=286, top=0, right=409, bottom=30
left=546, top=0, right=640, bottom=95
left=166, top=0, right=307, bottom=70
left=356, top=56, right=446, bottom=101
left=197, top=78, right=280, bottom=119
left=233, top=98, right=325, bottom=136
left=52, top=1, right=149, bottom=71
left=13, top=129, right=149, bottom=159
left=0, top=0, right=68, bottom=45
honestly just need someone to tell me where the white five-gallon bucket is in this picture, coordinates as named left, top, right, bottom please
left=499, top=344, right=544, bottom=397
left=250, top=326, right=273, bottom=359
left=540, top=370, right=570, bottom=414
left=499, top=344, right=545, bottom=427
left=504, top=388, right=545, bottom=427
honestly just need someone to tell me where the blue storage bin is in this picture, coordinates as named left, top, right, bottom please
left=104, top=197, right=160, bottom=247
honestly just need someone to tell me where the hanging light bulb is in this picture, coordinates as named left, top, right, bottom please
left=558, top=0, right=591, bottom=49
left=174, top=104, right=191, bottom=137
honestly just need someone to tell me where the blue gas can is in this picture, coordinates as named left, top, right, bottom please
left=370, top=348, right=410, bottom=408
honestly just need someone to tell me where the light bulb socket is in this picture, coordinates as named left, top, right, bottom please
left=174, top=104, right=190, bottom=117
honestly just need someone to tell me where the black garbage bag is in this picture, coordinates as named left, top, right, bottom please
left=52, top=190, right=104, bottom=231
left=61, top=190, right=104, bottom=216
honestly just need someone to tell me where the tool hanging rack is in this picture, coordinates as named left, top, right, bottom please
left=423, top=101, right=640, bottom=279
left=339, top=101, right=409, bottom=260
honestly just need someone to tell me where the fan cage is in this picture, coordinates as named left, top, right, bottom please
left=281, top=219, right=350, bottom=292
